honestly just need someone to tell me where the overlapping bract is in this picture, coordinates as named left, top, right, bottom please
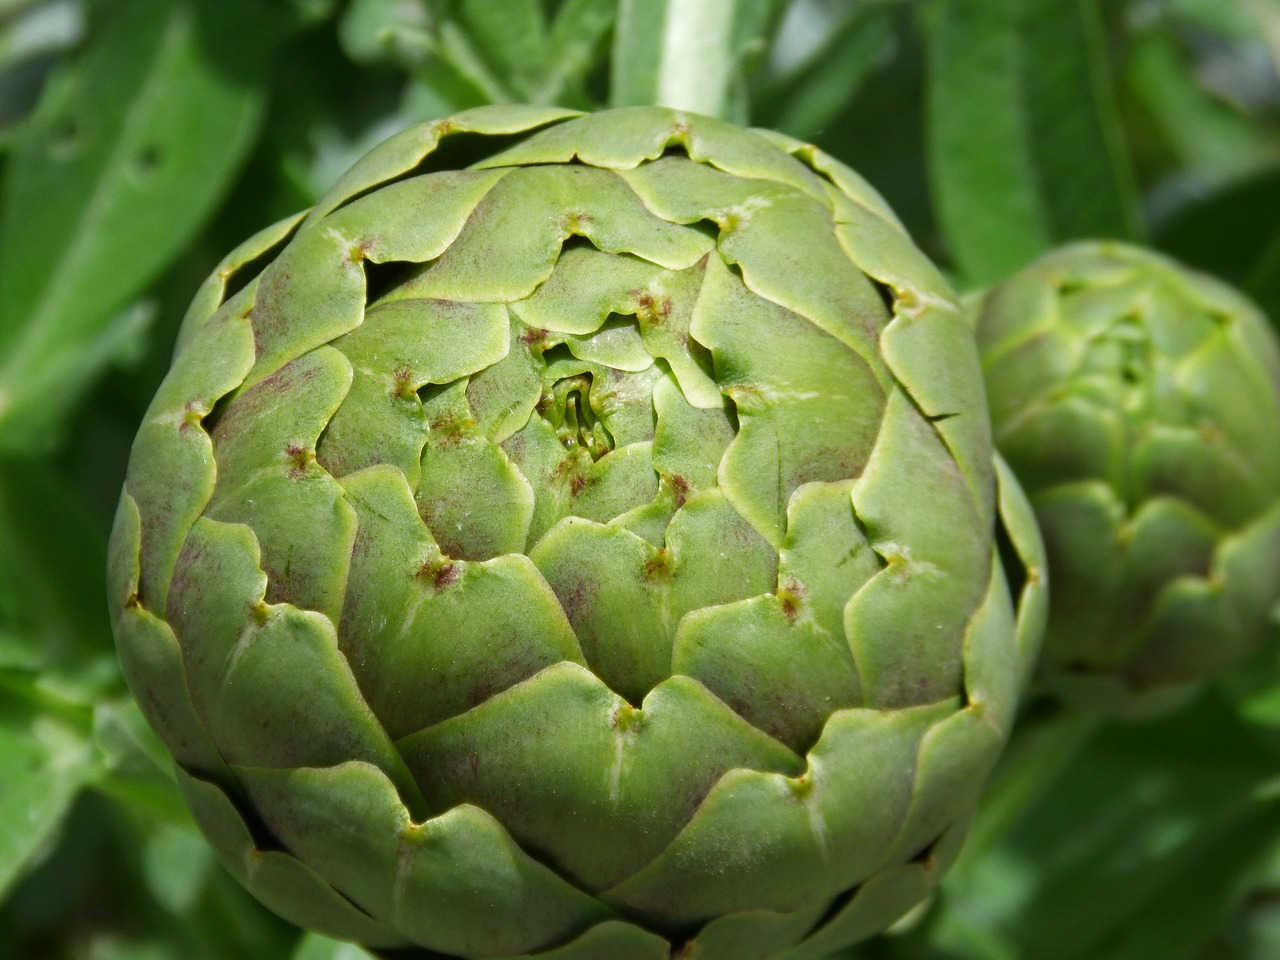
left=972, top=241, right=1280, bottom=716
left=108, top=105, right=1043, bottom=960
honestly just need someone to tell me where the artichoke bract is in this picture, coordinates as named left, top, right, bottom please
left=108, top=105, right=1043, bottom=960
left=972, top=241, right=1280, bottom=716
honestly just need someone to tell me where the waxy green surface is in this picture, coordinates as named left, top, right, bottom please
left=109, top=105, right=1043, bottom=959
left=973, top=241, right=1280, bottom=716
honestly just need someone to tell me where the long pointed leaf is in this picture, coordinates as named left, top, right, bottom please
left=925, top=0, right=1140, bottom=287
left=925, top=0, right=1052, bottom=285
left=0, top=0, right=270, bottom=451
left=1022, top=0, right=1140, bottom=241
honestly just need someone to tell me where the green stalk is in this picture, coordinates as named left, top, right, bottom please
left=611, top=0, right=743, bottom=119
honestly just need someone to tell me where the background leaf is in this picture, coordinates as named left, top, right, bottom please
left=1021, top=0, right=1140, bottom=241
left=887, top=692, right=1280, bottom=960
left=1155, top=169, right=1280, bottom=321
left=0, top=675, right=95, bottom=900
left=292, top=933, right=377, bottom=960
left=924, top=0, right=1053, bottom=285
left=0, top=457, right=114, bottom=674
left=0, top=0, right=277, bottom=452
left=924, top=0, right=1140, bottom=287
left=753, top=0, right=900, bottom=141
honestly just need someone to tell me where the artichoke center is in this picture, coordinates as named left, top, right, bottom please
left=546, top=373, right=614, bottom=461
left=1104, top=314, right=1152, bottom=388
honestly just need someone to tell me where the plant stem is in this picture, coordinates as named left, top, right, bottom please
left=611, top=0, right=742, bottom=119
left=655, top=0, right=736, bottom=116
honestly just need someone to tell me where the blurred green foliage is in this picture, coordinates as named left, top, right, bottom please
left=2, top=1, right=1280, bottom=958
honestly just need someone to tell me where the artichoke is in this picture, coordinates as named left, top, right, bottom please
left=972, top=240, right=1280, bottom=716
left=108, top=105, right=1043, bottom=959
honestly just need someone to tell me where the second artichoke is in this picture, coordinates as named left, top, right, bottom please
left=973, top=241, right=1280, bottom=716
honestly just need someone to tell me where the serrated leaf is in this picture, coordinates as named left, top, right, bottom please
left=0, top=0, right=273, bottom=452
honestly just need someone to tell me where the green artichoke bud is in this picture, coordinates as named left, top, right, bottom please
left=972, top=240, right=1280, bottom=716
left=108, top=105, right=1043, bottom=959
